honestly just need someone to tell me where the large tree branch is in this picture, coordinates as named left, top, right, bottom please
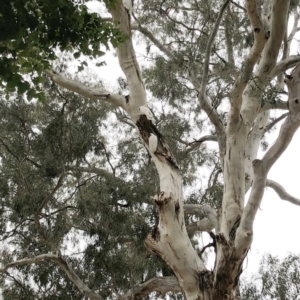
left=236, top=115, right=300, bottom=255
left=45, top=70, right=125, bottom=108
left=122, top=276, right=181, bottom=300
left=266, top=179, right=300, bottom=206
left=0, top=254, right=103, bottom=300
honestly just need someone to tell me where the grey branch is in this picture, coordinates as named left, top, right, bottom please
left=266, top=179, right=300, bottom=206
left=263, top=112, right=289, bottom=133
left=259, top=100, right=289, bottom=112
left=184, top=135, right=217, bottom=154
left=122, top=276, right=181, bottom=300
left=131, top=23, right=175, bottom=59
left=196, top=218, right=216, bottom=232
left=270, top=55, right=300, bottom=79
left=184, top=204, right=217, bottom=231
left=0, top=254, right=103, bottom=300
left=200, top=0, right=230, bottom=93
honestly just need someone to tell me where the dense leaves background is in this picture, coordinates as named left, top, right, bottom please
left=0, top=0, right=297, bottom=298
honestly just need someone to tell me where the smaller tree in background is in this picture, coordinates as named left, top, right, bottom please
left=241, top=253, right=300, bottom=300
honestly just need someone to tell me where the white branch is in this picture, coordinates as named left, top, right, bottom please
left=250, top=1, right=293, bottom=118
left=44, top=70, right=125, bottom=108
left=108, top=3, right=205, bottom=298
left=257, top=0, right=290, bottom=79
left=266, top=179, right=300, bottom=206
left=236, top=112, right=300, bottom=255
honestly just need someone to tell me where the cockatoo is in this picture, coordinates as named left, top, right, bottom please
left=148, top=133, right=158, bottom=153
left=139, top=105, right=154, bottom=121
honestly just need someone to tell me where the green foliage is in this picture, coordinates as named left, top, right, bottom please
left=241, top=253, right=300, bottom=300
left=0, top=0, right=125, bottom=98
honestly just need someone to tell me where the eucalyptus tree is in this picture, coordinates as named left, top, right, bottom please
left=1, top=0, right=300, bottom=299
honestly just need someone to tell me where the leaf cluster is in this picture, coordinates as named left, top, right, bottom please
left=0, top=0, right=125, bottom=98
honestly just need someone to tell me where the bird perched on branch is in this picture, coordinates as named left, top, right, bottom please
left=136, top=107, right=179, bottom=170
left=149, top=133, right=158, bottom=154
left=139, top=105, right=154, bottom=121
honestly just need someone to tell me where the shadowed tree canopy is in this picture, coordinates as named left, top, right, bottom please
left=0, top=0, right=125, bottom=100
left=1, top=0, right=300, bottom=299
